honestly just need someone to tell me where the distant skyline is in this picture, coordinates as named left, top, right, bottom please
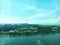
left=0, top=0, right=60, bottom=25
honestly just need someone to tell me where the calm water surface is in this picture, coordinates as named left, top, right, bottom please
left=0, top=33, right=60, bottom=45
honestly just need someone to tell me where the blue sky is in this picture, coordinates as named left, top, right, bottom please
left=0, top=0, right=60, bottom=24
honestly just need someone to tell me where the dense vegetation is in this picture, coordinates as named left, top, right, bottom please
left=0, top=24, right=60, bottom=35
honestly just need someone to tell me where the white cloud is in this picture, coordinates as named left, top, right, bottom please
left=48, top=8, right=60, bottom=14
left=28, top=13, right=45, bottom=20
left=43, top=16, right=60, bottom=24
left=0, top=15, right=26, bottom=24
left=24, top=6, right=46, bottom=12
left=28, top=8, right=60, bottom=24
left=28, top=18, right=58, bottom=24
left=0, top=17, right=26, bottom=24
left=57, top=16, right=60, bottom=20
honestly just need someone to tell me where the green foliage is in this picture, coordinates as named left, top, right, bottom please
left=0, top=24, right=60, bottom=34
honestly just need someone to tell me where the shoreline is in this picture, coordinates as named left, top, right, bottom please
left=0, top=31, right=60, bottom=36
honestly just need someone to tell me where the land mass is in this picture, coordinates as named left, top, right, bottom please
left=0, top=24, right=60, bottom=35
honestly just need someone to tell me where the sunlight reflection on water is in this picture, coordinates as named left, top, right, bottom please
left=0, top=42, right=5, bottom=45
left=36, top=39, right=44, bottom=45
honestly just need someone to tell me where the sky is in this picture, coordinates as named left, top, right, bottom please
left=0, top=0, right=60, bottom=25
